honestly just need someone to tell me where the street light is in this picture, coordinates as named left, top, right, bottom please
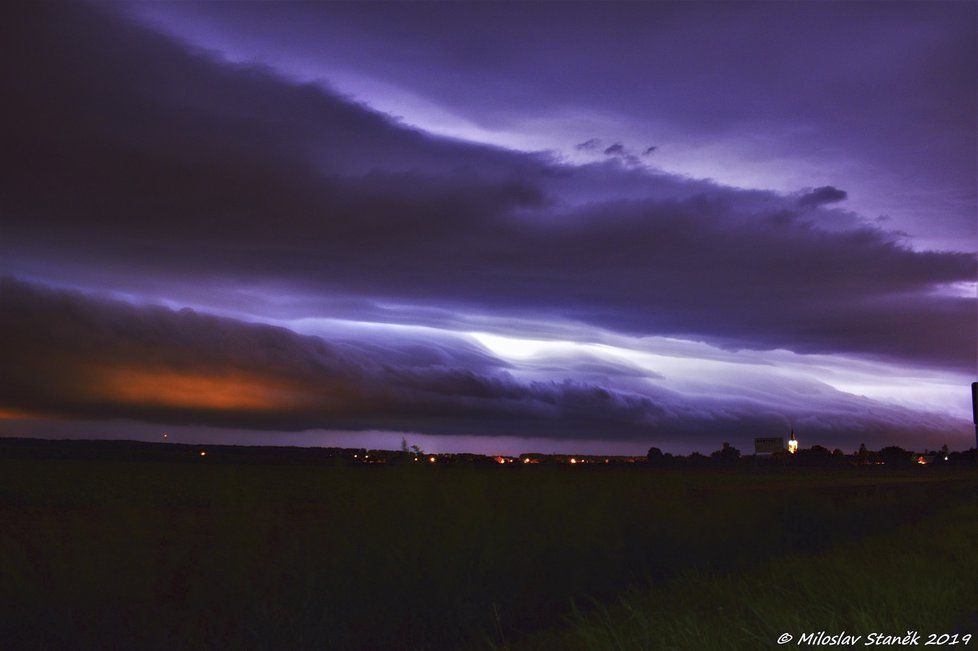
left=971, top=382, right=977, bottom=451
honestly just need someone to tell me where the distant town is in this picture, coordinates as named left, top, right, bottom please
left=2, top=432, right=975, bottom=468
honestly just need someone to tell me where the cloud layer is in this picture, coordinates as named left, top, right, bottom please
left=0, top=279, right=968, bottom=449
left=128, top=1, right=977, bottom=251
left=0, top=3, right=974, bottom=450
left=2, top=3, right=973, bottom=372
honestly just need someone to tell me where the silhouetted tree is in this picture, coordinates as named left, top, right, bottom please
left=687, top=452, right=708, bottom=466
left=879, top=446, right=912, bottom=466
left=711, top=442, right=741, bottom=462
left=646, top=447, right=664, bottom=465
left=794, top=444, right=838, bottom=467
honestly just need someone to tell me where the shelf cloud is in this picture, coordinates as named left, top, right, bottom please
left=0, top=2, right=973, bottom=451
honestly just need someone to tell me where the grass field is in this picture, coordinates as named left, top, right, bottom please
left=512, top=502, right=978, bottom=650
left=1, top=449, right=975, bottom=649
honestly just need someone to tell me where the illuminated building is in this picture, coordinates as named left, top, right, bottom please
left=754, top=437, right=784, bottom=455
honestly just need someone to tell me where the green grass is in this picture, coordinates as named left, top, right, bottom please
left=0, top=457, right=974, bottom=649
left=510, top=503, right=978, bottom=650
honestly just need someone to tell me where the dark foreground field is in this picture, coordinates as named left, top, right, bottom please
left=1, top=441, right=976, bottom=650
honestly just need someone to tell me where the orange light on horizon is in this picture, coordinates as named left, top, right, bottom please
left=104, top=369, right=284, bottom=410
left=0, top=407, right=38, bottom=420
left=92, top=366, right=330, bottom=414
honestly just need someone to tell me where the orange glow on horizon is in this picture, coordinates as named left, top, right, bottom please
left=0, top=407, right=38, bottom=420
left=100, top=368, right=301, bottom=411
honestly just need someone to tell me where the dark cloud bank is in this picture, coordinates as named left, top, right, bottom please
left=129, top=0, right=977, bottom=252
left=0, top=278, right=963, bottom=447
left=2, top=3, right=972, bottom=370
left=0, top=4, right=974, bottom=446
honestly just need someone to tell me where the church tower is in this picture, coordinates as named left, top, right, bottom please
left=787, top=428, right=798, bottom=454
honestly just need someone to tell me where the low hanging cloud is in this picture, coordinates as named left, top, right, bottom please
left=0, top=278, right=968, bottom=448
left=0, top=278, right=688, bottom=438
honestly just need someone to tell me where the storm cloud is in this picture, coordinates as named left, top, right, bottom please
left=0, top=3, right=974, bottom=450
left=0, top=278, right=650, bottom=437
left=0, top=278, right=965, bottom=448
left=128, top=1, right=976, bottom=251
left=2, top=3, right=973, bottom=372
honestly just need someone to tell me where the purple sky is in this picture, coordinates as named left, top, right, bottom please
left=0, top=2, right=975, bottom=454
